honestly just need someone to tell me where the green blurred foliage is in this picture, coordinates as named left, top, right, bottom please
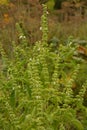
left=0, top=0, right=9, bottom=5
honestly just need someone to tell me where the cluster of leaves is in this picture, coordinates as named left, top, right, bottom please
left=0, top=4, right=87, bottom=130
left=0, top=0, right=9, bottom=5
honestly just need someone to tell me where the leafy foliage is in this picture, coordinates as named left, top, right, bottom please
left=0, top=0, right=9, bottom=5
left=0, top=4, right=87, bottom=130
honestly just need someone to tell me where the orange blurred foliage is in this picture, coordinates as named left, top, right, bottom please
left=77, top=45, right=87, bottom=55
